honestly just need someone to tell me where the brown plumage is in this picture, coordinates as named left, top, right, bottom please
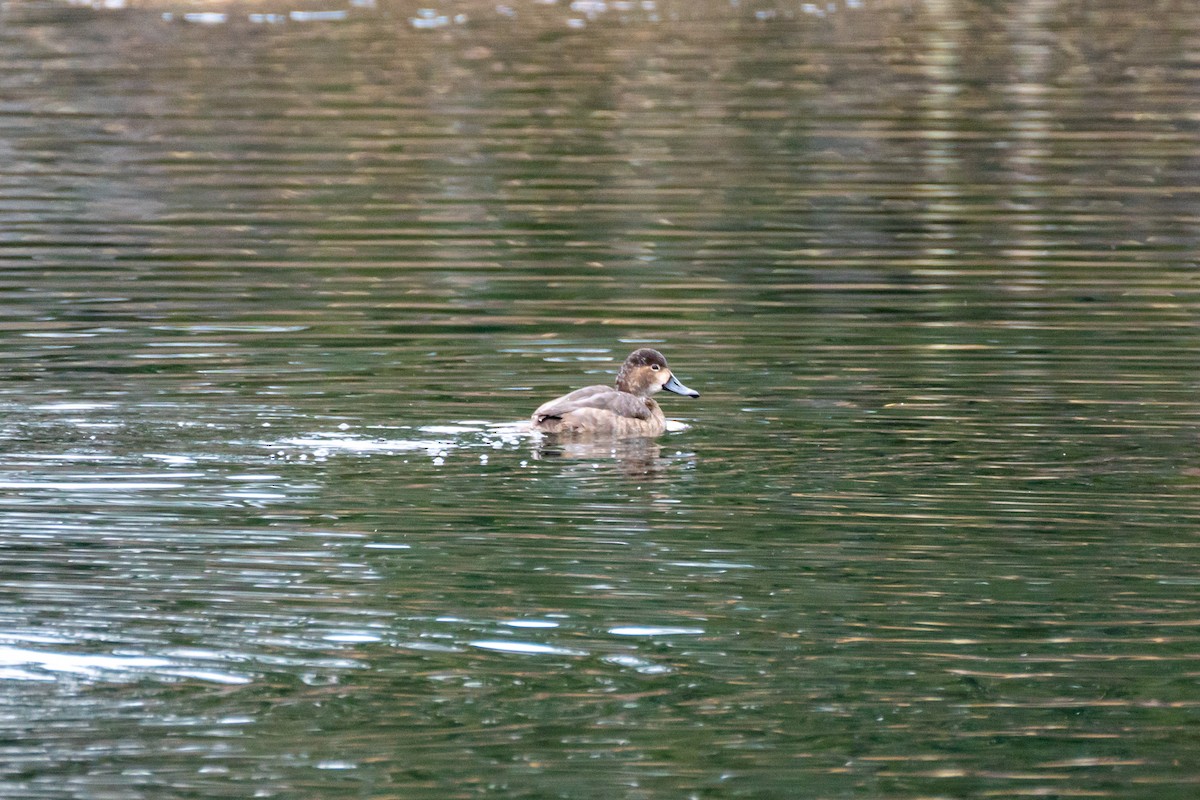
left=531, top=348, right=699, bottom=437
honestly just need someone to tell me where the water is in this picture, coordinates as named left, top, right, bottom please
left=2, top=0, right=1199, bottom=797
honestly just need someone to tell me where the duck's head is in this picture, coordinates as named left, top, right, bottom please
left=615, top=348, right=700, bottom=399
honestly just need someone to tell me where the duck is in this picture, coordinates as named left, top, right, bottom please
left=531, top=348, right=699, bottom=437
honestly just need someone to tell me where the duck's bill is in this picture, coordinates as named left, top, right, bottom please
left=663, top=374, right=700, bottom=398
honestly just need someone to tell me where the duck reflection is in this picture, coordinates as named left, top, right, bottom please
left=530, top=435, right=672, bottom=477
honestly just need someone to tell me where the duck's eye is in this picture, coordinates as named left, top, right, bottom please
left=650, top=364, right=661, bottom=371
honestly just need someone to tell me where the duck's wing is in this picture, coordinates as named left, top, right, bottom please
left=533, top=385, right=610, bottom=420
left=533, top=386, right=651, bottom=422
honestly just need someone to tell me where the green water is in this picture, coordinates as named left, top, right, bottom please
left=1, top=0, right=1198, bottom=797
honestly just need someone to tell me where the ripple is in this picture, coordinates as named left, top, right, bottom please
left=0, top=479, right=189, bottom=491
left=29, top=402, right=117, bottom=412
left=602, top=654, right=674, bottom=675
left=468, top=640, right=588, bottom=656
left=270, top=421, right=532, bottom=460
left=0, top=645, right=251, bottom=685
left=608, top=626, right=706, bottom=637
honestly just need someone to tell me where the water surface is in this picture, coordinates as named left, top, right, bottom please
left=1, top=1, right=1199, bottom=797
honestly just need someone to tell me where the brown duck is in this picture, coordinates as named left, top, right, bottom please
left=531, top=348, right=699, bottom=437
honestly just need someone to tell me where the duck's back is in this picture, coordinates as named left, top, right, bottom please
left=532, top=386, right=664, bottom=436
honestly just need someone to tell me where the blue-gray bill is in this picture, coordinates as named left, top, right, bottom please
left=663, top=374, right=700, bottom=398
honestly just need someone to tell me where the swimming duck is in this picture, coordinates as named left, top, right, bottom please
left=531, top=348, right=699, bottom=437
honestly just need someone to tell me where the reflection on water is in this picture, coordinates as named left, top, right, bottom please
left=2, top=0, right=1200, bottom=798
left=533, top=436, right=682, bottom=478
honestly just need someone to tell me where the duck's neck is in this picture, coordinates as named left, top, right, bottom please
left=615, top=376, right=653, bottom=397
